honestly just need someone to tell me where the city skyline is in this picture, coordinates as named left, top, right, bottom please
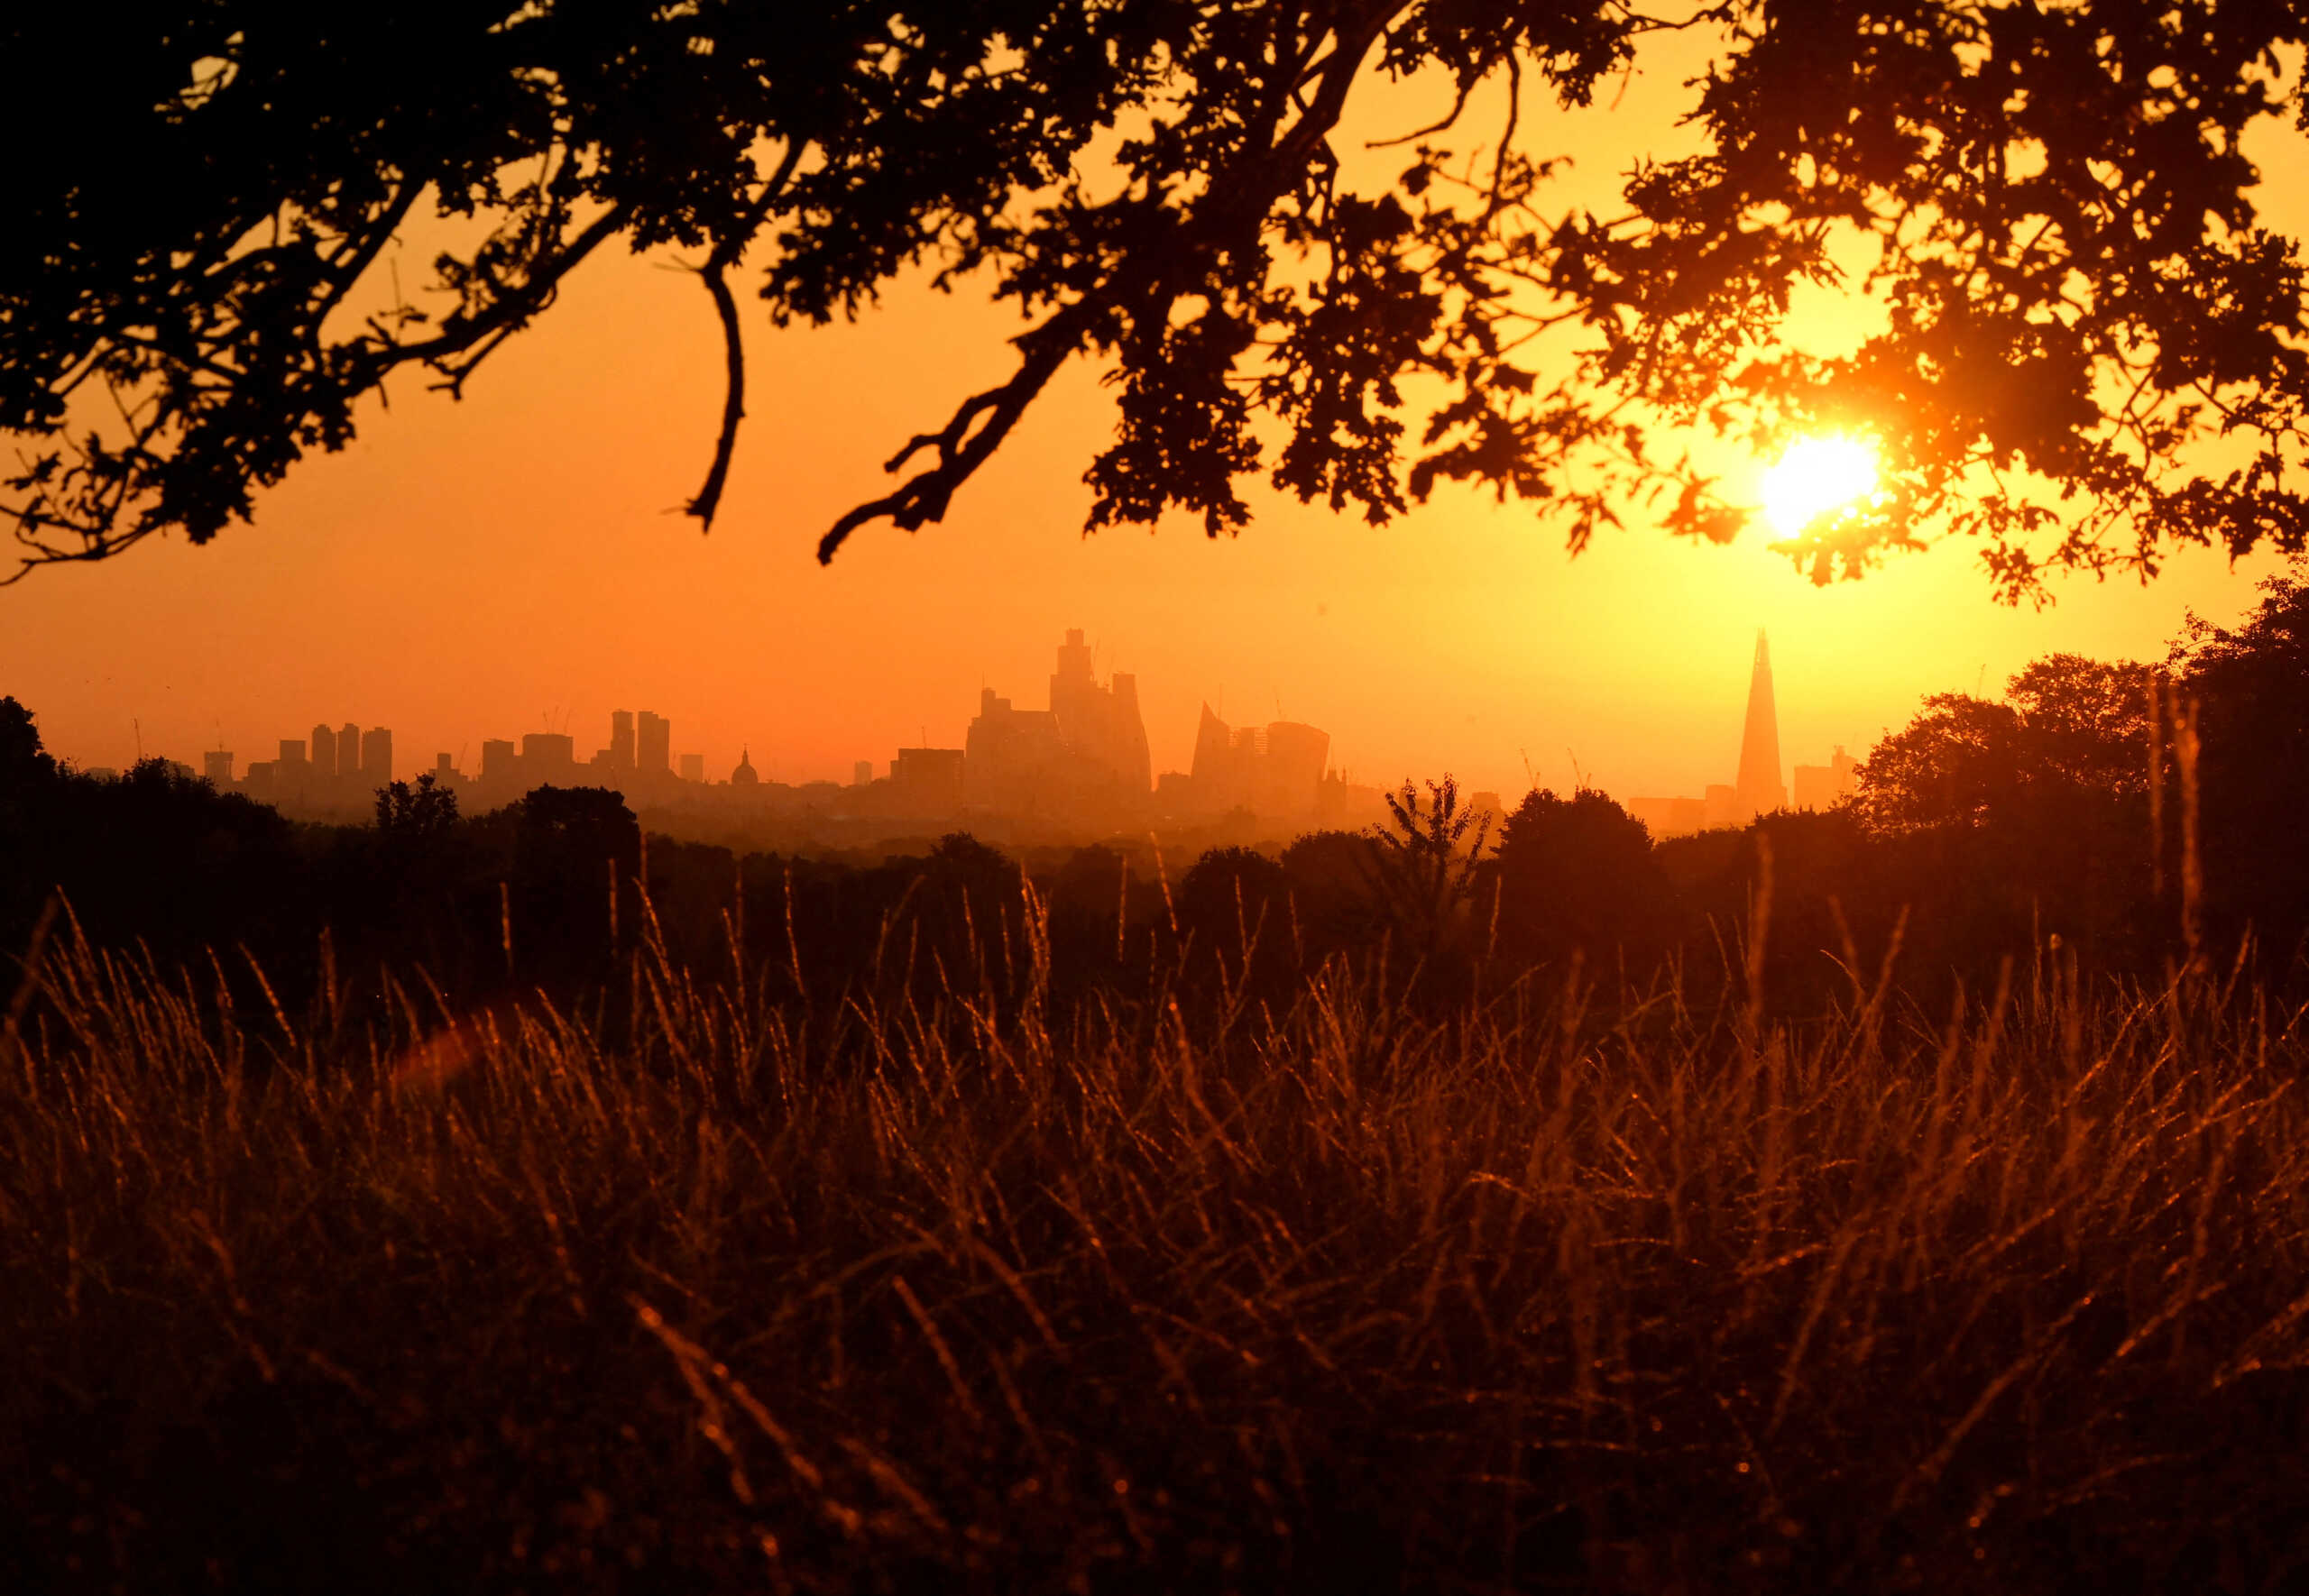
left=161, top=628, right=1370, bottom=839
left=87, top=624, right=1867, bottom=843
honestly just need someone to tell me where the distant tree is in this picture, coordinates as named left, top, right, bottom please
left=0, top=696, right=55, bottom=788
left=1481, top=786, right=1670, bottom=968
left=890, top=834, right=1035, bottom=998
left=511, top=784, right=640, bottom=856
left=1856, top=649, right=2164, bottom=962
left=1859, top=695, right=2020, bottom=834
left=8, top=4, right=2308, bottom=595
left=374, top=771, right=459, bottom=845
left=1280, top=829, right=1384, bottom=955
left=1365, top=775, right=1489, bottom=964
left=1860, top=652, right=2155, bottom=831
left=2006, top=655, right=2155, bottom=792
left=1176, top=846, right=1294, bottom=991
left=2173, top=571, right=2309, bottom=949
left=0, top=750, right=301, bottom=968
left=1046, top=844, right=1127, bottom=925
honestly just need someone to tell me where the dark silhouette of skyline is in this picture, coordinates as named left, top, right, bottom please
left=165, top=628, right=1383, bottom=845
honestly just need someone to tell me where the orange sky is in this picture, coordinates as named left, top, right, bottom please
left=5, top=36, right=2299, bottom=805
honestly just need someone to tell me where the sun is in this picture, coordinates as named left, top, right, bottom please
left=1759, top=436, right=1880, bottom=537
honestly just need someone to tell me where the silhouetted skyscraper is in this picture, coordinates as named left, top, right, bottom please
left=1046, top=628, right=1153, bottom=793
left=1734, top=629, right=1786, bottom=819
left=1183, top=704, right=1329, bottom=817
left=893, top=748, right=965, bottom=811
left=610, top=710, right=636, bottom=769
left=361, top=727, right=392, bottom=783
left=523, top=733, right=576, bottom=778
left=1792, top=745, right=1860, bottom=811
left=310, top=723, right=337, bottom=778
left=481, top=738, right=516, bottom=781
left=339, top=722, right=360, bottom=777
left=965, top=687, right=1068, bottom=809
left=637, top=711, right=669, bottom=774
left=203, top=749, right=234, bottom=787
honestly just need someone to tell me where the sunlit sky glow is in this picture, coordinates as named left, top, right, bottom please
left=5, top=35, right=2299, bottom=803
left=1761, top=437, right=1880, bottom=538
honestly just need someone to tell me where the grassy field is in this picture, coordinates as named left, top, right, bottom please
left=3, top=902, right=2306, bottom=1593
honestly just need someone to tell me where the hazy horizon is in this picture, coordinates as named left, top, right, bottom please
left=6, top=35, right=2294, bottom=801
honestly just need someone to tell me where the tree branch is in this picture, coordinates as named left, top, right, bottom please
left=685, top=259, right=746, bottom=530
left=683, top=141, right=807, bottom=532
left=818, top=7, right=1400, bottom=562
left=816, top=317, right=1081, bottom=564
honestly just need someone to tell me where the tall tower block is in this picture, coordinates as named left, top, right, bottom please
left=1734, top=629, right=1786, bottom=818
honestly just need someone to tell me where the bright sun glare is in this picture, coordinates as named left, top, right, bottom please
left=1759, top=436, right=1879, bottom=537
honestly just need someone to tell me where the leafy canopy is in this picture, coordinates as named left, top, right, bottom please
left=6, top=1, right=2307, bottom=597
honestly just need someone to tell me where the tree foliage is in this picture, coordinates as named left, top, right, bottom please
left=2170, top=571, right=2309, bottom=939
left=9, top=1, right=2308, bottom=592
left=1480, top=784, right=1670, bottom=966
left=375, top=770, right=460, bottom=844
left=1365, top=774, right=1490, bottom=960
left=1856, top=654, right=2152, bottom=830
left=1852, top=570, right=2309, bottom=959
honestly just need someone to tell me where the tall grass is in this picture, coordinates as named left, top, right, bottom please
left=3, top=895, right=2306, bottom=1592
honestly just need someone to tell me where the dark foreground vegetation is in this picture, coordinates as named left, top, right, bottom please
left=4, top=907, right=2306, bottom=1593
left=5, top=577, right=2309, bottom=1591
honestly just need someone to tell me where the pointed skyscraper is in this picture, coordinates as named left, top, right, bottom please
left=1734, top=629, right=1786, bottom=819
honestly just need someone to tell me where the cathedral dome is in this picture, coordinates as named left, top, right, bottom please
left=731, top=747, right=759, bottom=786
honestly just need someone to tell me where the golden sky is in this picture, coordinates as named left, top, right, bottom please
left=4, top=34, right=2297, bottom=803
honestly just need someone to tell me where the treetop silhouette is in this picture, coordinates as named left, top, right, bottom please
left=7, top=2, right=2306, bottom=595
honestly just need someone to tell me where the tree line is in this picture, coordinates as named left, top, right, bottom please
left=5, top=573, right=2306, bottom=1025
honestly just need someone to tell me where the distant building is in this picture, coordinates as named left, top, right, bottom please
left=1175, top=703, right=1329, bottom=818
left=1627, top=629, right=1850, bottom=838
left=432, top=752, right=458, bottom=784
left=852, top=759, right=874, bottom=787
left=958, top=629, right=1156, bottom=815
left=1047, top=628, right=1151, bottom=793
left=731, top=748, right=759, bottom=786
left=278, top=738, right=308, bottom=767
left=1626, top=794, right=1709, bottom=838
left=203, top=750, right=234, bottom=787
left=609, top=710, right=636, bottom=770
left=309, top=724, right=337, bottom=778
left=679, top=753, right=704, bottom=783
left=638, top=711, right=670, bottom=775
left=965, top=688, right=1071, bottom=809
left=1256, top=721, right=1330, bottom=818
left=521, top=733, right=577, bottom=783
left=1792, top=746, right=1861, bottom=811
left=362, top=727, right=392, bottom=784
left=1733, top=631, right=1786, bottom=817
left=339, top=723, right=361, bottom=778
left=481, top=738, right=517, bottom=782
left=893, top=747, right=966, bottom=812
